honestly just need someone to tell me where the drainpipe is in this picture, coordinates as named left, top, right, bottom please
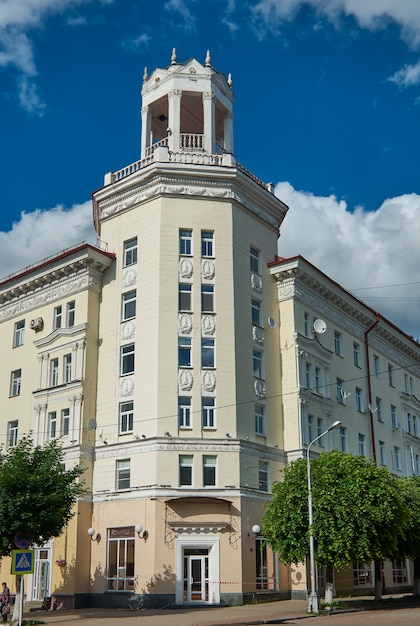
left=365, top=313, right=381, bottom=464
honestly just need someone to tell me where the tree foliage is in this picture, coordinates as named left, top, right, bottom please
left=397, top=475, right=420, bottom=560
left=262, top=450, right=410, bottom=570
left=0, top=436, right=86, bottom=556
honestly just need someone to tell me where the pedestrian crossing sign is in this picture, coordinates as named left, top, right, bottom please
left=11, top=550, right=34, bottom=574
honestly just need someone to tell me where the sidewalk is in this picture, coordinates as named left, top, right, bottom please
left=18, top=595, right=420, bottom=626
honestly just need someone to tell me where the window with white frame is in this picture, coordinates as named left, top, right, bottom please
left=61, top=408, right=70, bottom=437
left=255, top=404, right=265, bottom=435
left=179, top=229, right=192, bottom=255
left=179, top=454, right=193, bottom=486
left=50, top=358, right=59, bottom=386
left=315, top=367, right=322, bottom=394
left=201, top=231, right=213, bottom=257
left=7, top=420, right=18, bottom=449
left=63, top=354, right=72, bottom=383
left=124, top=238, right=137, bottom=266
left=10, top=369, right=21, bottom=397
left=334, top=331, right=342, bottom=356
left=202, top=338, right=215, bottom=368
left=379, top=440, right=386, bottom=466
left=355, top=387, right=363, bottom=412
left=201, top=284, right=214, bottom=312
left=178, top=397, right=191, bottom=428
left=116, top=459, right=130, bottom=490
left=393, top=446, right=401, bottom=470
left=305, top=362, right=312, bottom=389
left=53, top=305, right=62, bottom=330
left=258, top=461, right=269, bottom=491
left=404, top=374, right=413, bottom=395
left=253, top=349, right=263, bottom=379
left=48, top=411, right=57, bottom=439
left=178, top=337, right=192, bottom=367
left=66, top=300, right=75, bottom=327
left=307, top=414, right=314, bottom=444
left=353, top=342, right=361, bottom=367
left=392, top=559, right=408, bottom=584
left=179, top=283, right=192, bottom=311
left=388, top=363, right=395, bottom=387
left=202, top=397, right=215, bottom=429
left=358, top=433, right=365, bottom=456
left=317, top=417, right=324, bottom=444
left=252, top=299, right=261, bottom=327
left=250, top=246, right=260, bottom=273
left=391, top=404, right=397, bottom=429
left=413, top=415, right=418, bottom=437
left=120, top=343, right=135, bottom=375
left=121, top=290, right=136, bottom=321
left=376, top=397, right=383, bottom=422
left=337, top=378, right=346, bottom=403
left=13, top=320, right=25, bottom=347
left=107, top=527, right=135, bottom=592
left=119, top=401, right=134, bottom=434
left=203, top=455, right=216, bottom=487
left=353, top=562, right=373, bottom=586
left=374, top=355, right=380, bottom=378
left=406, top=411, right=412, bottom=434
left=304, top=312, right=310, bottom=337
left=339, top=426, right=347, bottom=452
left=415, top=454, right=420, bottom=475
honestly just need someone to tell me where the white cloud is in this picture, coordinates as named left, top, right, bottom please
left=251, top=0, right=420, bottom=48
left=0, top=201, right=97, bottom=280
left=164, top=0, right=196, bottom=31
left=275, top=181, right=420, bottom=337
left=388, top=60, right=420, bottom=87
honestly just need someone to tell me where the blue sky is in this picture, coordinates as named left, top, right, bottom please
left=1, top=0, right=420, bottom=337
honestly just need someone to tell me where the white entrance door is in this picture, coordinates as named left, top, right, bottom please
left=32, top=548, right=50, bottom=601
left=183, top=549, right=209, bottom=602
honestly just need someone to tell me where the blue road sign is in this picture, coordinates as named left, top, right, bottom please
left=11, top=550, right=34, bottom=575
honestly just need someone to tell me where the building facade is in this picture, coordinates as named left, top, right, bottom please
left=0, top=51, right=419, bottom=608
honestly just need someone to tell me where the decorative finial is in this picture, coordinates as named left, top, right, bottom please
left=205, top=50, right=211, bottom=67
left=143, top=67, right=148, bottom=82
left=227, top=72, right=232, bottom=88
left=171, top=48, right=177, bottom=65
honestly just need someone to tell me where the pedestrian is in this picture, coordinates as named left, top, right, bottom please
left=0, top=582, right=9, bottom=623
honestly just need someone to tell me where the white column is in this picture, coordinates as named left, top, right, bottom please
left=223, top=111, right=234, bottom=154
left=140, top=105, right=151, bottom=159
left=42, top=353, right=49, bottom=389
left=72, top=394, right=83, bottom=444
left=203, top=92, right=215, bottom=154
left=71, top=342, right=78, bottom=381
left=168, top=89, right=182, bottom=153
left=76, top=339, right=85, bottom=380
left=36, top=355, right=43, bottom=390
left=35, top=403, right=47, bottom=447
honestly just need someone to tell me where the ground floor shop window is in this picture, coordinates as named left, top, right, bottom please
left=107, top=527, right=135, bottom=591
left=353, top=562, right=372, bottom=586
left=392, top=559, right=408, bottom=584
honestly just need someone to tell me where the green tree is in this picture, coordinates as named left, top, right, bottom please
left=0, top=436, right=86, bottom=556
left=397, top=475, right=420, bottom=595
left=262, top=451, right=409, bottom=583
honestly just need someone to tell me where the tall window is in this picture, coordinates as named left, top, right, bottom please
left=179, top=284, right=192, bottom=311
left=353, top=562, right=372, bottom=586
left=317, top=417, right=324, bottom=444
left=391, top=404, right=397, bottom=429
left=48, top=411, right=57, bottom=439
left=179, top=455, right=193, bottom=486
left=256, top=537, right=276, bottom=590
left=305, top=362, right=312, bottom=389
left=13, top=320, right=25, bottom=347
left=66, top=301, right=75, bottom=327
left=388, top=363, right=395, bottom=387
left=119, top=401, right=134, bottom=434
left=337, top=378, right=345, bottom=403
left=379, top=440, right=386, bottom=466
left=353, top=342, right=361, bottom=367
left=107, top=527, right=135, bottom=591
left=255, top=404, right=265, bottom=435
left=339, top=426, right=347, bottom=452
left=201, top=284, right=214, bottom=312
left=202, top=338, right=215, bottom=368
left=121, top=291, right=136, bottom=321
left=7, top=420, right=18, bottom=449
left=201, top=231, right=213, bottom=257
left=120, top=344, right=135, bottom=375
left=10, top=369, right=22, bottom=397
left=392, top=559, right=408, bottom=584
left=374, top=354, right=380, bottom=378
left=124, top=238, right=137, bottom=266
left=307, top=414, right=314, bottom=443
left=358, top=433, right=365, bottom=456
left=252, top=299, right=261, bottom=326
left=178, top=337, right=192, bottom=367
left=202, top=397, right=215, bottom=429
left=355, top=387, right=363, bottom=412
left=61, top=408, right=70, bottom=437
left=393, top=446, right=401, bottom=470
left=250, top=246, right=260, bottom=273
left=116, top=459, right=130, bottom=490
left=315, top=367, right=322, bottom=394
left=63, top=354, right=72, bottom=383
left=203, top=455, right=216, bottom=487
left=304, top=312, right=310, bottom=337
left=376, top=397, right=383, bottom=422
left=253, top=349, right=263, bottom=379
left=50, top=358, right=59, bottom=386
left=53, top=305, right=62, bottom=330
left=179, top=229, right=192, bottom=255
left=334, top=331, right=342, bottom=356
left=178, top=397, right=191, bottom=428
left=405, top=374, right=413, bottom=395
left=258, top=461, right=269, bottom=491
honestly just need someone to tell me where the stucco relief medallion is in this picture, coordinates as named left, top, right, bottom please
left=202, top=314, right=216, bottom=335
left=120, top=376, right=134, bottom=397
left=251, top=273, right=262, bottom=292
left=254, top=379, right=266, bottom=399
left=179, top=258, right=193, bottom=279
left=202, top=370, right=216, bottom=392
left=121, top=321, right=135, bottom=341
left=201, top=259, right=215, bottom=280
left=179, top=313, right=193, bottom=334
left=252, top=326, right=264, bottom=345
left=122, top=267, right=137, bottom=288
left=178, top=369, right=193, bottom=391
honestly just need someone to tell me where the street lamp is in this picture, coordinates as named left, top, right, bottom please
left=307, top=420, right=341, bottom=614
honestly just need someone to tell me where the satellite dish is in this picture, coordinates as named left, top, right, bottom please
left=267, top=316, right=277, bottom=329
left=87, top=419, right=97, bottom=431
left=313, top=318, right=327, bottom=334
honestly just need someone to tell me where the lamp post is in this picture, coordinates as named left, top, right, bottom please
left=307, top=420, right=341, bottom=614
